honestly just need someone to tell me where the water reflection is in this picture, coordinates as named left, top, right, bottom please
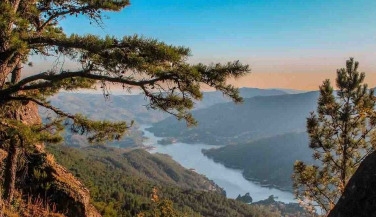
left=142, top=125, right=295, bottom=203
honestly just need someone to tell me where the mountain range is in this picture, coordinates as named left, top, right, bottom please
left=148, top=91, right=322, bottom=190
left=45, top=88, right=295, bottom=148
left=148, top=91, right=319, bottom=145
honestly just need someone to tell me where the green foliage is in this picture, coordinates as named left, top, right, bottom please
left=236, top=193, right=253, bottom=204
left=32, top=168, right=52, bottom=192
left=0, top=0, right=250, bottom=129
left=293, top=58, right=376, bottom=214
left=0, top=0, right=249, bottom=168
left=137, top=187, right=182, bottom=217
left=69, top=114, right=130, bottom=143
left=0, top=102, right=62, bottom=157
left=46, top=144, right=281, bottom=217
left=0, top=0, right=248, bottom=207
left=253, top=195, right=309, bottom=217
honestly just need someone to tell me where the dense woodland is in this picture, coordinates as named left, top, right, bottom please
left=46, top=144, right=286, bottom=217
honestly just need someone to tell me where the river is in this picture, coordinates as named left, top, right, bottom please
left=141, top=125, right=295, bottom=203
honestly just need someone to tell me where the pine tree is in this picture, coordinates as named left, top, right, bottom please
left=0, top=0, right=249, bottom=204
left=293, top=58, right=376, bottom=214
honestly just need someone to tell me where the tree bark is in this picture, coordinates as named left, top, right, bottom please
left=1, top=101, right=41, bottom=204
left=11, top=63, right=21, bottom=84
left=3, top=138, right=19, bottom=203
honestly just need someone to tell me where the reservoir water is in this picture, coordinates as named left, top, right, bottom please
left=141, top=125, right=295, bottom=203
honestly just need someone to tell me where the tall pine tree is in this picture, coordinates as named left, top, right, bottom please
left=0, top=0, right=249, bottom=204
left=293, top=58, right=376, bottom=214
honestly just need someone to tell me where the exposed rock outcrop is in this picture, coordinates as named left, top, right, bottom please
left=328, top=151, right=376, bottom=217
left=15, top=100, right=42, bottom=125
left=2, top=101, right=101, bottom=217
left=40, top=151, right=101, bottom=217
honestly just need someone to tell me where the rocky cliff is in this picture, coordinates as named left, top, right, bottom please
left=1, top=101, right=101, bottom=217
left=328, top=151, right=376, bottom=217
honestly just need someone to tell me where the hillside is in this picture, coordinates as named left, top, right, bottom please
left=195, top=87, right=289, bottom=110
left=47, top=92, right=167, bottom=125
left=202, top=132, right=317, bottom=190
left=44, top=88, right=292, bottom=148
left=46, top=144, right=283, bottom=217
left=148, top=91, right=319, bottom=145
left=49, top=88, right=289, bottom=123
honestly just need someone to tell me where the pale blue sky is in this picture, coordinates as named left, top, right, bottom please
left=54, top=0, right=376, bottom=88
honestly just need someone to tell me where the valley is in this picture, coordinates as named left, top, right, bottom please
left=42, top=88, right=317, bottom=216
left=142, top=125, right=295, bottom=202
left=46, top=89, right=318, bottom=194
left=1, top=2, right=373, bottom=216
left=148, top=91, right=319, bottom=145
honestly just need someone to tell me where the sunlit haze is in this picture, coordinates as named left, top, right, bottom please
left=30, top=0, right=376, bottom=90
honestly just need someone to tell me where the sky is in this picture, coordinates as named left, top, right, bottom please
left=47, top=0, right=376, bottom=90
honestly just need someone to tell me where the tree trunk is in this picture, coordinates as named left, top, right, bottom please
left=10, top=63, right=21, bottom=84
left=3, top=138, right=19, bottom=203
left=1, top=101, right=41, bottom=204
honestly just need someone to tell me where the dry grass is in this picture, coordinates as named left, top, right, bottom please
left=45, top=153, right=55, bottom=165
left=0, top=195, right=65, bottom=217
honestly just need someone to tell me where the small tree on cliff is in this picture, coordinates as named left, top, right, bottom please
left=0, top=0, right=249, bottom=203
left=293, top=58, right=376, bottom=214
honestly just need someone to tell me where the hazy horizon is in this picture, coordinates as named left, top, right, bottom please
left=27, top=0, right=376, bottom=91
left=27, top=59, right=376, bottom=91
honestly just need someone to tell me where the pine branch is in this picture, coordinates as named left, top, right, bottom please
left=36, top=0, right=130, bottom=30
left=38, top=5, right=95, bottom=31
left=0, top=66, right=172, bottom=96
left=7, top=96, right=75, bottom=119
left=7, top=95, right=129, bottom=143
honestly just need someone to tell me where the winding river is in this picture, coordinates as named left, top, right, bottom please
left=141, top=125, right=295, bottom=203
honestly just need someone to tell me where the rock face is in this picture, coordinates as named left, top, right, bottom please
left=2, top=101, right=101, bottom=217
left=328, top=151, right=376, bottom=217
left=42, top=152, right=102, bottom=217
left=15, top=101, right=42, bottom=125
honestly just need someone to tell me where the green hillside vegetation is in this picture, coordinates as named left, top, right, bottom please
left=236, top=193, right=253, bottom=203
left=148, top=91, right=318, bottom=145
left=202, top=132, right=317, bottom=190
left=253, top=195, right=312, bottom=217
left=46, top=144, right=282, bottom=217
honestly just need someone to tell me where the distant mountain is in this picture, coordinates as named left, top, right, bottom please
left=195, top=88, right=289, bottom=109
left=49, top=88, right=291, bottom=124
left=202, top=132, right=317, bottom=190
left=273, top=89, right=307, bottom=94
left=239, top=87, right=289, bottom=96
left=47, top=92, right=167, bottom=124
left=148, top=91, right=319, bottom=145
left=43, top=88, right=294, bottom=148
